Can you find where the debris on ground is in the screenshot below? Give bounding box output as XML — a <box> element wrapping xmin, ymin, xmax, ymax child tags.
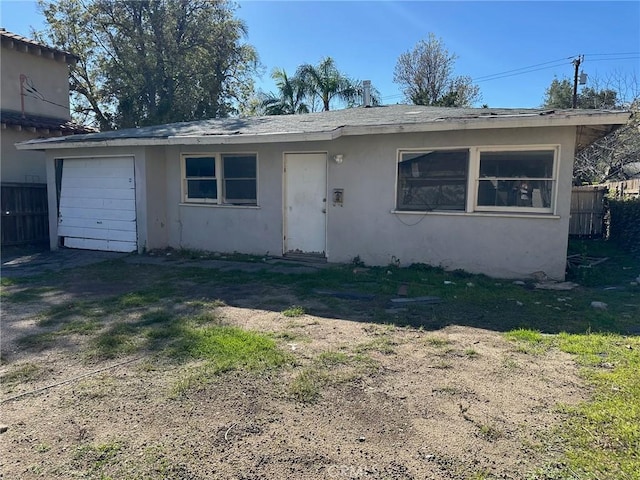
<box><xmin>534</xmin><ymin>281</ymin><xmax>579</xmax><ymax>291</ymax></box>
<box><xmin>311</xmin><ymin>289</ymin><xmax>376</xmax><ymax>300</ymax></box>
<box><xmin>389</xmin><ymin>296</ymin><xmax>442</xmax><ymax>305</ymax></box>
<box><xmin>566</xmin><ymin>254</ymin><xmax>609</xmax><ymax>269</ymax></box>
<box><xmin>590</xmin><ymin>301</ymin><xmax>608</xmax><ymax>310</ymax></box>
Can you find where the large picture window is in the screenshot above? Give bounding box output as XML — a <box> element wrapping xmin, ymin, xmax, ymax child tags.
<box><xmin>394</xmin><ymin>146</ymin><xmax>558</xmax><ymax>215</ymax></box>
<box><xmin>476</xmin><ymin>150</ymin><xmax>555</xmax><ymax>213</ymax></box>
<box><xmin>182</xmin><ymin>154</ymin><xmax>257</xmax><ymax>205</ymax></box>
<box><xmin>397</xmin><ymin>149</ymin><xmax>469</xmax><ymax>211</ymax></box>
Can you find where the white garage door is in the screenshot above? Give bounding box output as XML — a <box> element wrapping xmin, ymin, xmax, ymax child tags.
<box><xmin>58</xmin><ymin>156</ymin><xmax>137</xmax><ymax>252</ymax></box>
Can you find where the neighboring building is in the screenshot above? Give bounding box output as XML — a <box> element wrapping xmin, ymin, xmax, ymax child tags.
<box><xmin>18</xmin><ymin>105</ymin><xmax>630</xmax><ymax>279</ymax></box>
<box><xmin>1</xmin><ymin>28</ymin><xmax>93</xmax><ymax>245</ymax></box>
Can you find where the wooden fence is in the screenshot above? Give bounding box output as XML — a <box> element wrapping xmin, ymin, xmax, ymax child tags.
<box><xmin>569</xmin><ymin>186</ymin><xmax>608</xmax><ymax>237</ymax></box>
<box><xmin>1</xmin><ymin>183</ymin><xmax>49</xmax><ymax>246</ymax></box>
<box><xmin>604</xmin><ymin>178</ymin><xmax>640</xmax><ymax>199</ymax></box>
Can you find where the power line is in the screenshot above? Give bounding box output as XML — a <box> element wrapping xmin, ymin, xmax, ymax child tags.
<box><xmin>383</xmin><ymin>53</ymin><xmax>639</xmax><ymax>97</ymax></box>
<box><xmin>472</xmin><ymin>56</ymin><xmax>578</xmax><ymax>82</ymax></box>
<box><xmin>583</xmin><ymin>52</ymin><xmax>639</xmax><ymax>56</ymax></box>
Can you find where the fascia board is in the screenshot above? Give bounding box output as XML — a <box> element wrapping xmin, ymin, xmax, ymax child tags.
<box><xmin>339</xmin><ymin>112</ymin><xmax>632</xmax><ymax>137</ymax></box>
<box><xmin>167</xmin><ymin>130</ymin><xmax>341</xmax><ymax>145</ymax></box>
<box><xmin>16</xmin><ymin>130</ymin><xmax>341</xmax><ymax>150</ymax></box>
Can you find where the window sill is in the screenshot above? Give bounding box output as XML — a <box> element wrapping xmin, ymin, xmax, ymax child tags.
<box><xmin>180</xmin><ymin>202</ymin><xmax>260</xmax><ymax>209</ymax></box>
<box><xmin>390</xmin><ymin>209</ymin><xmax>560</xmax><ymax>219</ymax></box>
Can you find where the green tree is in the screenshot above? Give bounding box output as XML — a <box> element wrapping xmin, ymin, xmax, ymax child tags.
<box><xmin>393</xmin><ymin>33</ymin><xmax>481</xmax><ymax>107</ymax></box>
<box><xmin>542</xmin><ymin>77</ymin><xmax>618</xmax><ymax>109</ymax></box>
<box><xmin>259</xmin><ymin>68</ymin><xmax>310</xmax><ymax>115</ymax></box>
<box><xmin>296</xmin><ymin>57</ymin><xmax>369</xmax><ymax>111</ymax></box>
<box><xmin>548</xmin><ymin>73</ymin><xmax>640</xmax><ymax>183</ymax></box>
<box><xmin>36</xmin><ymin>0</ymin><xmax>260</xmax><ymax>129</ymax></box>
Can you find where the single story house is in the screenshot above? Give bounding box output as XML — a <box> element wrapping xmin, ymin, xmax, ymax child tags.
<box><xmin>17</xmin><ymin>105</ymin><xmax>631</xmax><ymax>279</ymax></box>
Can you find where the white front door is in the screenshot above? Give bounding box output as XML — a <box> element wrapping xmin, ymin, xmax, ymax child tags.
<box><xmin>284</xmin><ymin>153</ymin><xmax>327</xmax><ymax>256</ymax></box>
<box><xmin>58</xmin><ymin>156</ymin><xmax>137</xmax><ymax>252</ymax></box>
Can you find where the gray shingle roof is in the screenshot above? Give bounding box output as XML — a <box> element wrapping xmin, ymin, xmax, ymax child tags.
<box><xmin>17</xmin><ymin>104</ymin><xmax>631</xmax><ymax>149</ymax></box>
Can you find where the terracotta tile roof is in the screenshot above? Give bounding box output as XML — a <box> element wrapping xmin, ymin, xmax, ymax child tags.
<box><xmin>1</xmin><ymin>110</ymin><xmax>97</xmax><ymax>134</ymax></box>
<box><xmin>0</xmin><ymin>28</ymin><xmax>78</xmax><ymax>64</ymax></box>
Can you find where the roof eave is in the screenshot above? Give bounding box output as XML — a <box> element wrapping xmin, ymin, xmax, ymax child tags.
<box><xmin>15</xmin><ymin>110</ymin><xmax>631</xmax><ymax>151</ymax></box>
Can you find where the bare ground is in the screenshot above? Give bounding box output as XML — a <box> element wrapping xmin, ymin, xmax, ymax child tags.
<box><xmin>0</xmin><ymin>258</ymin><xmax>587</xmax><ymax>480</ymax></box>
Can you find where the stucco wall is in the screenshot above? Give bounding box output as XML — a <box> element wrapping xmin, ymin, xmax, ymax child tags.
<box><xmin>43</xmin><ymin>124</ymin><xmax>577</xmax><ymax>279</ymax></box>
<box><xmin>160</xmin><ymin>144</ymin><xmax>286</xmax><ymax>256</ymax></box>
<box><xmin>144</xmin><ymin>146</ymin><xmax>168</xmax><ymax>250</ymax></box>
<box><xmin>1</xmin><ymin>46</ymin><xmax>70</xmax><ymax>118</ymax></box>
<box><xmin>1</xmin><ymin>129</ymin><xmax>47</xmax><ymax>183</ymax></box>
<box><xmin>155</xmin><ymin>125</ymin><xmax>575</xmax><ymax>279</ymax></box>
<box><xmin>323</xmin><ymin>127</ymin><xmax>575</xmax><ymax>279</ymax></box>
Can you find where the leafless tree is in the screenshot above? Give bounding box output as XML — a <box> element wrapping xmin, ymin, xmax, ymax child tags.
<box><xmin>393</xmin><ymin>33</ymin><xmax>481</xmax><ymax>107</ymax></box>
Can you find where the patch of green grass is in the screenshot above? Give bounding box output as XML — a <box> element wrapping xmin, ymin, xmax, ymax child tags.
<box><xmin>59</xmin><ymin>319</ymin><xmax>101</xmax><ymax>334</ymax></box>
<box><xmin>355</xmin><ymin>336</ymin><xmax>397</xmax><ymax>355</ymax></box>
<box><xmin>505</xmin><ymin>329</ymin><xmax>553</xmax><ymax>355</ymax></box>
<box><xmin>89</xmin><ymin>322</ymin><xmax>139</xmax><ymax>359</ymax></box>
<box><xmin>516</xmin><ymin>331</ymin><xmax>640</xmax><ymax>479</ymax></box>
<box><xmin>35</xmin><ymin>443</ymin><xmax>51</xmax><ymax>453</ymax></box>
<box><xmin>39</xmin><ymin>301</ymin><xmax>101</xmax><ymax>326</ymax></box>
<box><xmin>316</xmin><ymin>350</ymin><xmax>350</xmax><ymax>366</ymax></box>
<box><xmin>74</xmin><ymin>441</ymin><xmax>122</xmax><ymax>474</ymax></box>
<box><xmin>0</xmin><ymin>362</ymin><xmax>43</xmax><ymax>387</ymax></box>
<box><xmin>501</xmin><ymin>357</ymin><xmax>520</xmax><ymax>370</ymax></box>
<box><xmin>288</xmin><ymin>368</ymin><xmax>325</xmax><ymax>403</ymax></box>
<box><xmin>424</xmin><ymin>336</ymin><xmax>451</xmax><ymax>347</ymax></box>
<box><xmin>179</xmin><ymin>325</ymin><xmax>290</xmax><ymax>370</ymax></box>
<box><xmin>169</xmin><ymin>320</ymin><xmax>291</xmax><ymax>396</ymax></box>
<box><xmin>116</xmin><ymin>284</ymin><xmax>174</xmax><ymax>308</ymax></box>
<box><xmin>464</xmin><ymin>348</ymin><xmax>480</xmax><ymax>358</ymax></box>
<box><xmin>0</xmin><ymin>277</ymin><xmax>17</xmax><ymax>287</ymax></box>
<box><xmin>282</xmin><ymin>305</ymin><xmax>306</xmax><ymax>317</ymax></box>
<box><xmin>15</xmin><ymin>332</ymin><xmax>57</xmax><ymax>350</ymax></box>
<box><xmin>1</xmin><ymin>286</ymin><xmax>56</xmax><ymax>303</ymax></box>
<box><xmin>286</xmin><ymin>349</ymin><xmax>380</xmax><ymax>403</ymax></box>
<box><xmin>74</xmin><ymin>375</ymin><xmax>116</xmax><ymax>400</ymax></box>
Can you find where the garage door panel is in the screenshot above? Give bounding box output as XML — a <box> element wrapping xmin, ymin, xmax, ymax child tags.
<box><xmin>60</xmin><ymin>207</ymin><xmax>136</xmax><ymax>221</ymax></box>
<box><xmin>61</xmin><ymin>166</ymin><xmax>136</xmax><ymax>179</ymax></box>
<box><xmin>64</xmin><ymin>237</ymin><xmax>136</xmax><ymax>253</ymax></box>
<box><xmin>61</xmin><ymin>187</ymin><xmax>136</xmax><ymax>200</ymax></box>
<box><xmin>58</xmin><ymin>225</ymin><xmax>137</xmax><ymax>242</ymax></box>
<box><xmin>64</xmin><ymin>157</ymin><xmax>133</xmax><ymax>169</ymax></box>
<box><xmin>56</xmin><ymin>217</ymin><xmax>136</xmax><ymax>232</ymax></box>
<box><xmin>60</xmin><ymin>197</ymin><xmax>136</xmax><ymax>211</ymax></box>
<box><xmin>61</xmin><ymin>176</ymin><xmax>133</xmax><ymax>190</ymax></box>
<box><xmin>59</xmin><ymin>157</ymin><xmax>137</xmax><ymax>252</ymax></box>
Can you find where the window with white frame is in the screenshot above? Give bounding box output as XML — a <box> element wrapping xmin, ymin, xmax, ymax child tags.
<box><xmin>396</xmin><ymin>149</ymin><xmax>469</xmax><ymax>211</ymax></box>
<box><xmin>475</xmin><ymin>149</ymin><xmax>556</xmax><ymax>213</ymax></box>
<box><xmin>183</xmin><ymin>153</ymin><xmax>257</xmax><ymax>205</ymax></box>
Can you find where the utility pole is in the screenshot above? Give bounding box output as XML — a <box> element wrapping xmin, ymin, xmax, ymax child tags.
<box><xmin>572</xmin><ymin>55</ymin><xmax>584</xmax><ymax>109</ymax></box>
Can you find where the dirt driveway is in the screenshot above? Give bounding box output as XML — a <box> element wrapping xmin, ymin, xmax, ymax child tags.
<box><xmin>0</xmin><ymin>249</ymin><xmax>586</xmax><ymax>479</ymax></box>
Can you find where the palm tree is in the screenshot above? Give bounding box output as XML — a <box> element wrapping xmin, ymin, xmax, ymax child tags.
<box><xmin>296</xmin><ymin>57</ymin><xmax>360</xmax><ymax>111</ymax></box>
<box><xmin>260</xmin><ymin>68</ymin><xmax>309</xmax><ymax>115</ymax></box>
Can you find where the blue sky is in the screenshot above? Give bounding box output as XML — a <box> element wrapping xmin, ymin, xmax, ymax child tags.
<box><xmin>2</xmin><ymin>0</ymin><xmax>639</xmax><ymax>108</ymax></box>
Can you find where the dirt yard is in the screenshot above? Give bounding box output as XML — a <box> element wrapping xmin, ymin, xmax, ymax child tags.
<box><xmin>0</xmin><ymin>252</ymin><xmax>588</xmax><ymax>479</ymax></box>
